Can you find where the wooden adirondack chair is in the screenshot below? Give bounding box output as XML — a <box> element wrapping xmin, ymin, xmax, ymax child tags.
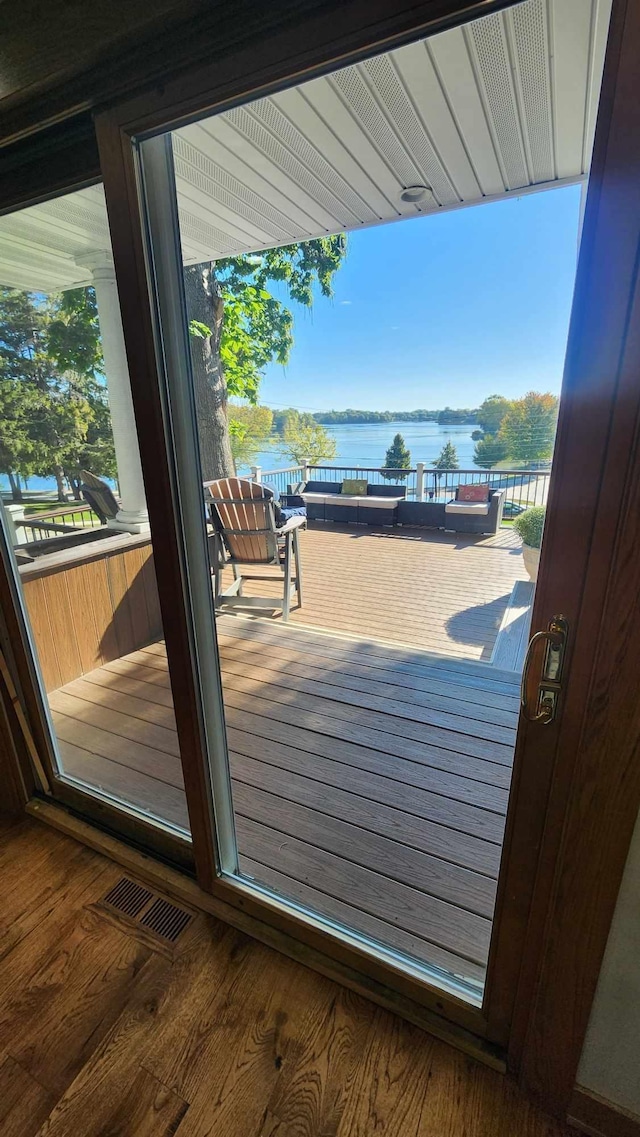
<box><xmin>204</xmin><ymin>477</ymin><xmax>304</xmax><ymax>622</ymax></box>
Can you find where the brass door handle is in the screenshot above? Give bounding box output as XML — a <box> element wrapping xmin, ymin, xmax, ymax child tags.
<box><xmin>520</xmin><ymin>617</ymin><xmax>569</xmax><ymax>724</ymax></box>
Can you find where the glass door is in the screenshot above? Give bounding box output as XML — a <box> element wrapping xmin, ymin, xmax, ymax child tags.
<box><xmin>0</xmin><ymin>180</ymin><xmax>220</xmax><ymax>867</ymax></box>
<box><xmin>117</xmin><ymin>0</ymin><xmax>613</xmax><ymax>1017</ymax></box>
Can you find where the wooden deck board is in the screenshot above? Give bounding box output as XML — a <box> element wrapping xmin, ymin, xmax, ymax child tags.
<box><xmin>48</xmin><ymin>607</ymin><xmax>521</xmax><ymax>984</ymax></box>
<box><xmin>218</xmin><ymin>521</ymin><xmax>530</xmax><ymax>659</ymax></box>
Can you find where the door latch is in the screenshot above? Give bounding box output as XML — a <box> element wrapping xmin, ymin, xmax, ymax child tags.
<box><xmin>520</xmin><ymin>616</ymin><xmax>569</xmax><ymax>724</ymax></box>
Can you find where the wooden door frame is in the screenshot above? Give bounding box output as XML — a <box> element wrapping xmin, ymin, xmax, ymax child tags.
<box><xmin>0</xmin><ymin>0</ymin><xmax>639</xmax><ymax>1116</ymax></box>
<box><xmin>512</xmin><ymin>0</ymin><xmax>640</xmax><ymax>1112</ymax></box>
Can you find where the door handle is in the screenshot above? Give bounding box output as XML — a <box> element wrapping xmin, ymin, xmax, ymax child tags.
<box><xmin>520</xmin><ymin>616</ymin><xmax>569</xmax><ymax>724</ymax></box>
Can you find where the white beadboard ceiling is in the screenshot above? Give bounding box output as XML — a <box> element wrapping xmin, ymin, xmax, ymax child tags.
<box><xmin>0</xmin><ymin>0</ymin><xmax>611</xmax><ymax>291</ymax></box>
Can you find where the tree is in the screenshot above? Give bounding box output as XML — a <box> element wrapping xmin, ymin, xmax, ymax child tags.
<box><xmin>477</xmin><ymin>394</ymin><xmax>512</xmax><ymax>436</ymax></box>
<box><xmin>186</xmin><ymin>236</ymin><xmax>346</xmax><ymax>481</ymax></box>
<box><xmin>432</xmin><ymin>441</ymin><xmax>459</xmax><ymax>471</ymax></box>
<box><xmin>382</xmin><ymin>433</ymin><xmax>411</xmax><ymax>482</ymax></box>
<box><xmin>279</xmin><ymin>410</ymin><xmax>337</xmax><ymax>465</ymax></box>
<box><xmin>0</xmin><ymin>287</ymin><xmax>116</xmax><ymax>501</ymax></box>
<box><xmin>228</xmin><ymin>403</ymin><xmax>273</xmax><ymax>468</ymax></box>
<box><xmin>473</xmin><ymin>433</ymin><xmax>508</xmax><ymax>469</ymax></box>
<box><xmin>499</xmin><ymin>391</ymin><xmax>559</xmax><ymax>465</ymax></box>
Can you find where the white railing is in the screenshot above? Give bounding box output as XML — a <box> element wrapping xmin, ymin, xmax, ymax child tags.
<box><xmin>3</xmin><ymin>502</ymin><xmax>102</xmax><ymax>545</ymax></box>
<box><xmin>253</xmin><ymin>463</ymin><xmax>551</xmax><ymax>515</ymax></box>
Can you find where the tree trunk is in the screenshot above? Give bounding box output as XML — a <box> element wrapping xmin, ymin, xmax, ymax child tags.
<box><xmin>68</xmin><ymin>475</ymin><xmax>82</xmax><ymax>500</ymax></box>
<box><xmin>183</xmin><ymin>262</ymin><xmax>235</xmax><ymax>482</ymax></box>
<box><xmin>8</xmin><ymin>472</ymin><xmax>22</xmax><ymax>502</ymax></box>
<box><xmin>53</xmin><ymin>465</ymin><xmax>66</xmax><ymax>502</ymax></box>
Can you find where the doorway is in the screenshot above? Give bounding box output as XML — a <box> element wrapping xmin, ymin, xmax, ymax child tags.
<box><xmin>0</xmin><ymin>0</ymin><xmax>628</xmax><ymax>1048</ymax></box>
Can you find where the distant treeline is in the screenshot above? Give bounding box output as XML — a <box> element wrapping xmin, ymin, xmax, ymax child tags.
<box><xmin>270</xmin><ymin>407</ymin><xmax>478</xmax><ymax>431</ymax></box>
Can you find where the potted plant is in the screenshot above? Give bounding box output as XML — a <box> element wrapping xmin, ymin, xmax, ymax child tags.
<box><xmin>513</xmin><ymin>506</ymin><xmax>545</xmax><ymax>582</ymax></box>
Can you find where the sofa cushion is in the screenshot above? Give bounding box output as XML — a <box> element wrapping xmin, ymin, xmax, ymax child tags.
<box><xmin>300</xmin><ymin>492</ymin><xmax>332</xmax><ymax>506</ymax></box>
<box><xmin>445</xmin><ymin>500</ymin><xmax>490</xmax><ymax>516</ymax></box>
<box><xmin>357</xmin><ymin>496</ymin><xmax>398</xmax><ymax>509</ymax></box>
<box><xmin>458</xmin><ymin>483</ymin><xmax>490</xmax><ymax>502</ymax></box>
<box><xmin>368</xmin><ymin>484</ymin><xmax>406</xmax><ymax>498</ymax></box>
<box><xmin>342</xmin><ymin>477</ymin><xmax>368</xmax><ymax>496</ymax></box>
<box><xmin>303</xmin><ymin>480</ymin><xmax>342</xmax><ymax>494</ymax></box>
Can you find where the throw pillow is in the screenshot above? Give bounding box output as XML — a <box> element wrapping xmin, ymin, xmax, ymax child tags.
<box><xmin>341</xmin><ymin>478</ymin><xmax>368</xmax><ymax>496</ymax></box>
<box><xmin>458</xmin><ymin>483</ymin><xmax>490</xmax><ymax>503</ymax></box>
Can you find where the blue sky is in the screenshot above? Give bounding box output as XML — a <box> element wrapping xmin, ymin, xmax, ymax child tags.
<box><xmin>259</xmin><ymin>183</ymin><xmax>582</xmax><ymax>412</ymax></box>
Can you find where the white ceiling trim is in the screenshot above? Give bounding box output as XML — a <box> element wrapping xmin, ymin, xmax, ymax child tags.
<box><xmin>0</xmin><ymin>0</ymin><xmax>611</xmax><ymax>290</ymax></box>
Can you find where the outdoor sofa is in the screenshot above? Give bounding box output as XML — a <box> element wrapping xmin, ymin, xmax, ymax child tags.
<box><xmin>284</xmin><ymin>478</ymin><xmax>406</xmax><ymax>526</ymax></box>
<box><xmin>443</xmin><ymin>486</ymin><xmax>505</xmax><ymax>534</ymax></box>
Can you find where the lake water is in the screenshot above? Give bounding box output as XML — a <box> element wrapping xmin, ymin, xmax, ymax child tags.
<box><xmin>247</xmin><ymin>421</ymin><xmax>481</xmax><ymax>474</ymax></box>
<box><xmin>0</xmin><ymin>421</ymin><xmax>480</xmax><ymax>496</ymax></box>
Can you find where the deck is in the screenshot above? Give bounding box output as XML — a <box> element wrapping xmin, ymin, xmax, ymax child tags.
<box><xmin>48</xmin><ymin>611</ymin><xmax>521</xmax><ymax>988</ymax></box>
<box><xmin>219</xmin><ymin>521</ymin><xmax>529</xmax><ymax>660</ymax></box>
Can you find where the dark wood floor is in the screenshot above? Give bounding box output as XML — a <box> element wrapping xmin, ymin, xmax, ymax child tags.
<box><xmin>0</xmin><ymin>818</ymin><xmax>573</xmax><ymax>1137</ymax></box>
<box><xmin>48</xmin><ymin>615</ymin><xmax>521</xmax><ymax>988</ymax></box>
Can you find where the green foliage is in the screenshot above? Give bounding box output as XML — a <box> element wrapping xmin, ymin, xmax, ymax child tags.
<box><xmin>0</xmin><ymin>287</ymin><xmax>116</xmax><ymax>499</ymax></box>
<box><xmin>228</xmin><ymin>403</ymin><xmax>273</xmax><ymax>466</ymax></box>
<box><xmin>432</xmin><ymin>441</ymin><xmax>459</xmax><ymax>471</ymax></box>
<box><xmin>477</xmin><ymin>394</ymin><xmax>512</xmax><ymax>436</ymax></box>
<box><xmin>382</xmin><ymin>433</ymin><xmax>411</xmax><ymax>482</ymax></box>
<box><xmin>513</xmin><ymin>506</ymin><xmax>546</xmax><ymax>549</ymax></box>
<box><xmin>315</xmin><ymin>408</ymin><xmax>438</xmax><ymax>425</ymax></box>
<box><xmin>473</xmin><ymin>433</ymin><xmax>508</xmax><ymax>469</ymax></box>
<box><xmin>279</xmin><ymin>410</ymin><xmax>337</xmax><ymax>465</ymax></box>
<box><xmin>437</xmin><ymin>407</ymin><xmax>477</xmax><ymax>425</ymax></box>
<box><xmin>214</xmin><ymin>237</ymin><xmax>347</xmax><ymax>405</ymax></box>
<box><xmin>499</xmin><ymin>392</ymin><xmax>558</xmax><ymax>464</ymax></box>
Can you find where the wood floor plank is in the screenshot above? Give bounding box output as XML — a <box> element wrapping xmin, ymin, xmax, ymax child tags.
<box><xmin>255</xmin><ymin>988</ymin><xmax>373</xmax><ymax>1137</ymax></box>
<box><xmin>0</xmin><ymin>1054</ymin><xmax>56</xmax><ymax>1137</ymax></box>
<box><xmin>4</xmin><ymin>908</ymin><xmax>152</xmax><ymax>1097</ymax></box>
<box><xmin>336</xmin><ymin>1009</ymin><xmax>432</xmax><ymax>1137</ymax></box>
<box><xmin>0</xmin><ymin>835</ymin><xmax>108</xmax><ymax>965</ymax></box>
<box><xmin>37</xmin><ymin>1065</ymin><xmax>189</xmax><ymax>1137</ymax></box>
<box><xmin>148</xmin><ymin>943</ymin><xmax>347</xmax><ymax>1137</ymax></box>
<box><xmin>0</xmin><ymin>820</ymin><xmax>573</xmax><ymax>1137</ymax></box>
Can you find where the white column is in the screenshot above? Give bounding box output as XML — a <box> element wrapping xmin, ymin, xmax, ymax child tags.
<box><xmin>76</xmin><ymin>252</ymin><xmax>149</xmax><ymax>533</ymax></box>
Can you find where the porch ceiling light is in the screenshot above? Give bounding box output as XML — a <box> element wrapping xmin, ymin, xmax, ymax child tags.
<box><xmin>399</xmin><ymin>185</ymin><xmax>429</xmax><ymax>204</ymax></box>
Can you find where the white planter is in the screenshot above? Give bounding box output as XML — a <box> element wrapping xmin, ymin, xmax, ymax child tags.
<box><xmin>522</xmin><ymin>543</ymin><xmax>541</xmax><ymax>582</ymax></box>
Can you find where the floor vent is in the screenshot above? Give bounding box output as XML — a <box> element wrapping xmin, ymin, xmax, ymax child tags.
<box><xmin>99</xmin><ymin>877</ymin><xmax>194</xmax><ymax>946</ymax></box>
<box><xmin>103</xmin><ymin>877</ymin><xmax>153</xmax><ymax>918</ymax></box>
<box><xmin>140</xmin><ymin>897</ymin><xmax>193</xmax><ymax>943</ymax></box>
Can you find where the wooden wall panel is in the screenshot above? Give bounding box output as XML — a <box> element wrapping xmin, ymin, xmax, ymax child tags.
<box><xmin>20</xmin><ymin>541</ymin><xmax>163</xmax><ymax>693</ymax></box>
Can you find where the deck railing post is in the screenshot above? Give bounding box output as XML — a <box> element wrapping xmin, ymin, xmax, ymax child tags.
<box><xmin>303</xmin><ymin>458</ymin><xmax>311</xmax><ymax>481</ymax></box>
<box><xmin>250</xmin><ymin>465</ymin><xmax>262</xmax><ymax>484</ymax></box>
<box><xmin>416</xmin><ymin>462</ymin><xmax>425</xmax><ymax>501</ymax></box>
